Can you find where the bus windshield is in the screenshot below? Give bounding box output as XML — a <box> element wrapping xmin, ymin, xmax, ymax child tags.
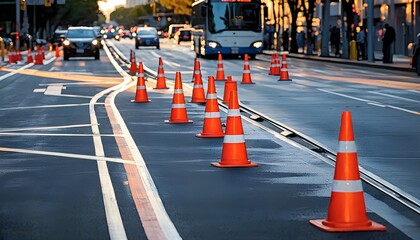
<box><xmin>208</xmin><ymin>2</ymin><xmax>261</xmax><ymax>33</ymax></box>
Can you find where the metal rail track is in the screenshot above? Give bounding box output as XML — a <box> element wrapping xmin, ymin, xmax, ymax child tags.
<box><xmin>106</xmin><ymin>43</ymin><xmax>420</xmax><ymax>215</ymax></box>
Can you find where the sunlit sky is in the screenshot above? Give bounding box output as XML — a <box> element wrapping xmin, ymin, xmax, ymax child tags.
<box><xmin>98</xmin><ymin>0</ymin><xmax>126</xmax><ymax>21</ymax></box>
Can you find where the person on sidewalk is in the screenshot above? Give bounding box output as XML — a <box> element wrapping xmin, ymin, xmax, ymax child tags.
<box><xmin>356</xmin><ymin>26</ymin><xmax>366</xmax><ymax>60</ymax></box>
<box><xmin>382</xmin><ymin>24</ymin><xmax>396</xmax><ymax>63</ymax></box>
<box><xmin>297</xmin><ymin>30</ymin><xmax>305</xmax><ymax>53</ymax></box>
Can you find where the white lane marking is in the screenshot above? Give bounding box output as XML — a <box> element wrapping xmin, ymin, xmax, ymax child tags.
<box><xmin>254</xmin><ymin>65</ymin><xmax>267</xmax><ymax>71</ymax></box>
<box><xmin>369</xmin><ymin>91</ymin><xmax>420</xmax><ymax>103</ymax></box>
<box><xmin>0</xmin><ymin>103</ymin><xmax>93</xmax><ymax>111</ymax></box>
<box><xmin>44</xmin><ymin>56</ymin><xmax>57</xmax><ymax>65</ymax></box>
<box><xmin>33</xmin><ymin>88</ymin><xmax>46</xmax><ymax>93</ymax></box>
<box><xmin>0</xmin><ymin>147</ymin><xmax>135</xmax><ymax>165</ymax></box>
<box><xmin>0</xmin><ymin>123</ymin><xmax>98</xmax><ymax>132</ymax></box>
<box><xmin>408</xmin><ymin>90</ymin><xmax>420</xmax><ymax>94</ymax></box>
<box><xmin>0</xmin><ymin>63</ymin><xmax>34</xmax><ymax>82</ymax></box>
<box><xmin>165</xmin><ymin>61</ymin><xmax>181</xmax><ymax>68</ymax></box>
<box><xmin>319</xmin><ymin>89</ymin><xmax>420</xmax><ymax>115</ymax></box>
<box><xmin>106</xmin><ymin>43</ymin><xmax>181</xmax><ymax>239</ymax></box>
<box><xmin>0</xmin><ymin>133</ymin><xmax>123</xmax><ymax>137</ymax></box>
<box><xmin>44</xmin><ymin>84</ymin><xmax>63</xmax><ymax>95</ymax></box>
<box><xmin>52</xmin><ymin>94</ymin><xmax>93</xmax><ymax>99</ymax></box>
<box><xmin>89</xmin><ymin>76</ymin><xmax>128</xmax><ymax>237</ymax></box>
<box><xmin>150</xmin><ymin>51</ymin><xmax>161</xmax><ymax>59</ymax></box>
<box><xmin>48</xmin><ymin>67</ymin><xmax>56</xmax><ymax>71</ymax></box>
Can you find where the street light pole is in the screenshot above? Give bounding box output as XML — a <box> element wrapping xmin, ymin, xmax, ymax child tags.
<box><xmin>367</xmin><ymin>0</ymin><xmax>374</xmax><ymax>62</ymax></box>
<box><xmin>15</xmin><ymin>0</ymin><xmax>20</xmax><ymax>50</ymax></box>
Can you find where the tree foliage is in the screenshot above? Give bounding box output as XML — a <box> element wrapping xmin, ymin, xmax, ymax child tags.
<box><xmin>158</xmin><ymin>0</ymin><xmax>192</xmax><ymax>15</ymax></box>
<box><xmin>110</xmin><ymin>5</ymin><xmax>153</xmax><ymax>27</ymax></box>
<box><xmin>56</xmin><ymin>0</ymin><xmax>99</xmax><ymax>27</ymax></box>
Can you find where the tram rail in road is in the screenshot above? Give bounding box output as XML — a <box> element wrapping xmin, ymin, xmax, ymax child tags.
<box><xmin>106</xmin><ymin>42</ymin><xmax>420</xmax><ymax>216</ymax></box>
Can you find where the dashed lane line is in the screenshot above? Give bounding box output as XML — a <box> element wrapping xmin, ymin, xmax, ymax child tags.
<box><xmin>319</xmin><ymin>88</ymin><xmax>420</xmax><ymax>115</ymax></box>
<box><xmin>0</xmin><ymin>123</ymin><xmax>97</xmax><ymax>132</ymax></box>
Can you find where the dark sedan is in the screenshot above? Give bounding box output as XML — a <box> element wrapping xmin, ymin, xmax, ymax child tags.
<box><xmin>135</xmin><ymin>27</ymin><xmax>160</xmax><ymax>49</ymax></box>
<box><xmin>63</xmin><ymin>27</ymin><xmax>100</xmax><ymax>60</ymax></box>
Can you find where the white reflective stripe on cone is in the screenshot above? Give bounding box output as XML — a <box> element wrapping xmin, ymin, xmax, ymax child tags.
<box><xmin>204</xmin><ymin>112</ymin><xmax>220</xmax><ymax>118</ymax></box>
<box><xmin>137</xmin><ymin>73</ymin><xmax>144</xmax><ymax>77</ymax></box>
<box><xmin>158</xmin><ymin>74</ymin><xmax>165</xmax><ymax>77</ymax></box>
<box><xmin>193</xmin><ymin>84</ymin><xmax>203</xmax><ymax>88</ymax></box>
<box><xmin>243</xmin><ymin>70</ymin><xmax>251</xmax><ymax>73</ymax></box>
<box><xmin>173</xmin><ymin>89</ymin><xmax>183</xmax><ymax>94</ymax></box>
<box><xmin>172</xmin><ymin>104</ymin><xmax>186</xmax><ymax>108</ymax></box>
<box><xmin>227</xmin><ymin>109</ymin><xmax>241</xmax><ymax>117</ymax></box>
<box><xmin>338</xmin><ymin>141</ymin><xmax>357</xmax><ymax>153</ymax></box>
<box><xmin>218</xmin><ymin>61</ymin><xmax>223</xmax><ymax>64</ymax></box>
<box><xmin>332</xmin><ymin>180</ymin><xmax>363</xmax><ymax>193</ymax></box>
<box><xmin>244</xmin><ymin>62</ymin><xmax>249</xmax><ymax>66</ymax></box>
<box><xmin>217</xmin><ymin>68</ymin><xmax>223</xmax><ymax>71</ymax></box>
<box><xmin>194</xmin><ymin>70</ymin><xmax>200</xmax><ymax>74</ymax></box>
<box><xmin>137</xmin><ymin>86</ymin><xmax>146</xmax><ymax>90</ymax></box>
<box><xmin>281</xmin><ymin>68</ymin><xmax>288</xmax><ymax>72</ymax></box>
<box><xmin>283</xmin><ymin>61</ymin><xmax>287</xmax><ymax>64</ymax></box>
<box><xmin>223</xmin><ymin>134</ymin><xmax>245</xmax><ymax>143</ymax></box>
<box><xmin>206</xmin><ymin>93</ymin><xmax>217</xmax><ymax>99</ymax></box>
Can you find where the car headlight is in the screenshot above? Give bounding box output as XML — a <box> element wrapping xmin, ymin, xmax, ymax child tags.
<box><xmin>251</xmin><ymin>41</ymin><xmax>263</xmax><ymax>48</ymax></box>
<box><xmin>132</xmin><ymin>32</ymin><xmax>136</xmax><ymax>37</ymax></box>
<box><xmin>63</xmin><ymin>40</ymin><xmax>70</xmax><ymax>46</ymax></box>
<box><xmin>92</xmin><ymin>39</ymin><xmax>98</xmax><ymax>45</ymax></box>
<box><xmin>103</xmin><ymin>34</ymin><xmax>107</xmax><ymax>39</ymax></box>
<box><xmin>115</xmin><ymin>35</ymin><xmax>120</xmax><ymax>39</ymax></box>
<box><xmin>208</xmin><ymin>41</ymin><xmax>221</xmax><ymax>48</ymax></box>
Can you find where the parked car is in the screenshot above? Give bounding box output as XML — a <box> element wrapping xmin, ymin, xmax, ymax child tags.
<box><xmin>174</xmin><ymin>28</ymin><xmax>191</xmax><ymax>44</ymax></box>
<box><xmin>135</xmin><ymin>27</ymin><xmax>160</xmax><ymax>49</ymax></box>
<box><xmin>63</xmin><ymin>26</ymin><xmax>100</xmax><ymax>60</ymax></box>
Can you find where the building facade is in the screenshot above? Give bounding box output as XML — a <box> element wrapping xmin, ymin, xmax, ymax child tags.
<box><xmin>126</xmin><ymin>0</ymin><xmax>148</xmax><ymax>8</ymax></box>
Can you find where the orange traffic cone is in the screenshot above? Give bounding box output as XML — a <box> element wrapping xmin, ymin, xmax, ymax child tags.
<box><xmin>279</xmin><ymin>53</ymin><xmax>292</xmax><ymax>81</ymax></box>
<box><xmin>191</xmin><ymin>58</ymin><xmax>199</xmax><ymax>82</ymax></box>
<box><xmin>35</xmin><ymin>48</ymin><xmax>43</xmax><ymax>65</ymax></box>
<box><xmin>155</xmin><ymin>57</ymin><xmax>169</xmax><ymax>89</ymax></box>
<box><xmin>211</xmin><ymin>90</ymin><xmax>257</xmax><ymax>168</ymax></box>
<box><xmin>196</xmin><ymin>76</ymin><xmax>224</xmax><ymax>138</ymax></box>
<box><xmin>7</xmin><ymin>51</ymin><xmax>13</xmax><ymax>64</ymax></box>
<box><xmin>17</xmin><ymin>51</ymin><xmax>22</xmax><ymax>61</ymax></box>
<box><xmin>55</xmin><ymin>45</ymin><xmax>60</xmax><ymax>57</ymax></box>
<box><xmin>268</xmin><ymin>53</ymin><xmax>280</xmax><ymax>75</ymax></box>
<box><xmin>49</xmin><ymin>43</ymin><xmax>53</xmax><ymax>52</ymax></box>
<box><xmin>223</xmin><ymin>76</ymin><xmax>237</xmax><ymax>104</ymax></box>
<box><xmin>165</xmin><ymin>72</ymin><xmax>193</xmax><ymax>124</ymax></box>
<box><xmin>190</xmin><ymin>59</ymin><xmax>206</xmax><ymax>103</ymax></box>
<box><xmin>129</xmin><ymin>50</ymin><xmax>137</xmax><ymax>75</ymax></box>
<box><xmin>132</xmin><ymin>62</ymin><xmax>150</xmax><ymax>103</ymax></box>
<box><xmin>27</xmin><ymin>49</ymin><xmax>33</xmax><ymax>63</ymax></box>
<box><xmin>215</xmin><ymin>52</ymin><xmax>226</xmax><ymax>81</ymax></box>
<box><xmin>241</xmin><ymin>54</ymin><xmax>254</xmax><ymax>84</ymax></box>
<box><xmin>310</xmin><ymin>111</ymin><xmax>386</xmax><ymax>232</ymax></box>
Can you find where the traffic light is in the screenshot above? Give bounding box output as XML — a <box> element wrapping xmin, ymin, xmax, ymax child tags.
<box><xmin>45</xmin><ymin>0</ymin><xmax>52</xmax><ymax>7</ymax></box>
<box><xmin>20</xmin><ymin>0</ymin><xmax>26</xmax><ymax>11</ymax></box>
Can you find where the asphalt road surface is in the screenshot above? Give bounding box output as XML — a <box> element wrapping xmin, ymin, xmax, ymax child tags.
<box><xmin>0</xmin><ymin>39</ymin><xmax>418</xmax><ymax>239</ymax></box>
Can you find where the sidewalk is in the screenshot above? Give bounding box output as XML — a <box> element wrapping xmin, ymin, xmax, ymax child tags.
<box><xmin>263</xmin><ymin>50</ymin><xmax>415</xmax><ymax>73</ymax></box>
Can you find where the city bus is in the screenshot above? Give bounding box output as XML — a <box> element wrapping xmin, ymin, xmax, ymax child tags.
<box><xmin>191</xmin><ymin>0</ymin><xmax>263</xmax><ymax>59</ymax></box>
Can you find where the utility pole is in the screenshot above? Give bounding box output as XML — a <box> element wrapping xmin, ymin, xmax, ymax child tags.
<box><xmin>367</xmin><ymin>0</ymin><xmax>374</xmax><ymax>62</ymax></box>
<box><xmin>16</xmin><ymin>0</ymin><xmax>21</xmax><ymax>50</ymax></box>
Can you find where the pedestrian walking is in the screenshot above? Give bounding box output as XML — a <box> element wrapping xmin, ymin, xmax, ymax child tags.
<box><xmin>297</xmin><ymin>30</ymin><xmax>305</xmax><ymax>53</ymax></box>
<box><xmin>382</xmin><ymin>24</ymin><xmax>396</xmax><ymax>63</ymax></box>
<box><xmin>356</xmin><ymin>26</ymin><xmax>366</xmax><ymax>60</ymax></box>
